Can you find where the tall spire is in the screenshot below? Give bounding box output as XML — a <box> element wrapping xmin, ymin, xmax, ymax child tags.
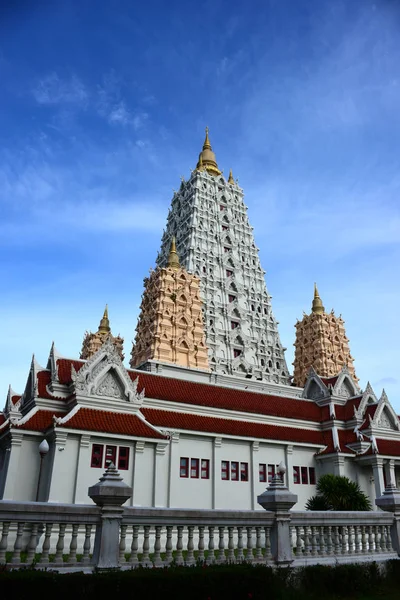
<box><xmin>196</xmin><ymin>127</ymin><xmax>222</xmax><ymax>176</ymax></box>
<box><xmin>98</xmin><ymin>305</ymin><xmax>111</xmax><ymax>333</ymax></box>
<box><xmin>312</xmin><ymin>283</ymin><xmax>325</xmax><ymax>315</ymax></box>
<box><xmin>167</xmin><ymin>237</ymin><xmax>180</xmax><ymax>270</ymax></box>
<box><xmin>228</xmin><ymin>169</ymin><xmax>235</xmax><ymax>184</ymax></box>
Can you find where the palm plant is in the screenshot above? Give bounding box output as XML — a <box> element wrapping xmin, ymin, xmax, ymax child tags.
<box><xmin>305</xmin><ymin>474</ymin><xmax>372</xmax><ymax>511</ymax></box>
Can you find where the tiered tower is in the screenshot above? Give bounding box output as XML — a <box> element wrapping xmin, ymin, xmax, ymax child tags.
<box><xmin>156</xmin><ymin>129</ymin><xmax>290</xmax><ymax>384</ymax></box>
<box><xmin>81</xmin><ymin>306</ymin><xmax>124</xmax><ymax>361</ymax></box>
<box><xmin>130</xmin><ymin>239</ymin><xmax>209</xmax><ymax>370</ymax></box>
<box><xmin>293</xmin><ymin>285</ymin><xmax>357</xmax><ymax>387</ymax></box>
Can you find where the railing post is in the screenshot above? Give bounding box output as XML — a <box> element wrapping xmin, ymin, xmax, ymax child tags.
<box><xmin>375</xmin><ymin>483</ymin><xmax>400</xmax><ymax>555</ymax></box>
<box><xmin>88</xmin><ymin>463</ymin><xmax>132</xmax><ymax>570</ymax></box>
<box><xmin>257</xmin><ymin>463</ymin><xmax>297</xmax><ymax>566</ymax></box>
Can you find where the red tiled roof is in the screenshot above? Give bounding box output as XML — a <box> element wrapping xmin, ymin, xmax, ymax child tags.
<box><xmin>0</xmin><ymin>414</ymin><xmax>6</xmax><ymax>426</ymax></box>
<box><xmin>37</xmin><ymin>370</ymin><xmax>53</xmax><ymax>399</ymax></box>
<box><xmin>142</xmin><ymin>408</ymin><xmax>325</xmax><ymax>445</ymax></box>
<box><xmin>17</xmin><ymin>410</ymin><xmax>66</xmax><ymax>431</ymax></box>
<box><xmin>373</xmin><ymin>439</ymin><xmax>400</xmax><ymax>457</ymax></box>
<box><xmin>320</xmin><ymin>375</ymin><xmax>339</xmax><ymax>387</ymax></box>
<box><xmin>58</xmin><ymin>407</ymin><xmax>166</xmax><ymax>439</ymax></box>
<box><xmin>133</xmin><ymin>372</ymin><xmax>325</xmax><ymax>422</ymax></box>
<box><xmin>11</xmin><ymin>395</ymin><xmax>21</xmax><ymax>405</ymax></box>
<box><xmin>57</xmin><ymin>359</ymin><xmax>85</xmax><ymax>384</ymax></box>
<box><xmin>319</xmin><ymin>428</ymin><xmax>358</xmax><ymax>455</ymax></box>
<box><xmin>334</xmin><ymin>396</ymin><xmax>363</xmax><ymax>421</ymax></box>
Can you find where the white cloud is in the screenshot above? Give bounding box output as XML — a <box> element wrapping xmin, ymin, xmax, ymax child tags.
<box><xmin>32</xmin><ymin>73</ymin><xmax>89</xmax><ymax>106</ymax></box>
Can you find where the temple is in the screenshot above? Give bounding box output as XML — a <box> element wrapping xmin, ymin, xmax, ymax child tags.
<box><xmin>0</xmin><ymin>130</ymin><xmax>399</xmax><ymax>511</ymax></box>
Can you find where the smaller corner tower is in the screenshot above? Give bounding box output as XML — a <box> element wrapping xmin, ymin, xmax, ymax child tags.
<box><xmin>130</xmin><ymin>239</ymin><xmax>209</xmax><ymax>370</ymax></box>
<box><xmin>293</xmin><ymin>284</ymin><xmax>357</xmax><ymax>387</ymax></box>
<box><xmin>80</xmin><ymin>305</ymin><xmax>124</xmax><ymax>361</ymax></box>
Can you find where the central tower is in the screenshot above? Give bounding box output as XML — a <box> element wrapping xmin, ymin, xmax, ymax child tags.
<box><xmin>156</xmin><ymin>129</ymin><xmax>290</xmax><ymax>384</ymax></box>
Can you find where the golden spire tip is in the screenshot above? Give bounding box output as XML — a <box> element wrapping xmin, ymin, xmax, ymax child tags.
<box><xmin>167</xmin><ymin>236</ymin><xmax>180</xmax><ymax>270</ymax></box>
<box><xmin>228</xmin><ymin>169</ymin><xmax>234</xmax><ymax>184</ymax></box>
<box><xmin>312</xmin><ymin>283</ymin><xmax>325</xmax><ymax>314</ymax></box>
<box><xmin>98</xmin><ymin>304</ymin><xmax>111</xmax><ymax>334</ymax></box>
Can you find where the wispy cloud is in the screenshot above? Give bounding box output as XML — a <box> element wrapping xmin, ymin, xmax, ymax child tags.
<box><xmin>32</xmin><ymin>73</ymin><xmax>89</xmax><ymax>106</ymax></box>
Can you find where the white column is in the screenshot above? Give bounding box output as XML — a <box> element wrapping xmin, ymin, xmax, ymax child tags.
<box><xmin>47</xmin><ymin>430</ymin><xmax>69</xmax><ymax>502</ymax></box>
<box><xmin>251</xmin><ymin>441</ymin><xmax>260</xmax><ymax>509</ymax></box>
<box><xmin>372</xmin><ymin>457</ymin><xmax>385</xmax><ymax>501</ymax></box>
<box><xmin>285</xmin><ymin>445</ymin><xmax>294</xmax><ymax>488</ymax></box>
<box><xmin>212</xmin><ymin>437</ymin><xmax>222</xmax><ymax>509</ymax></box>
<box><xmin>167</xmin><ymin>432</ymin><xmax>180</xmax><ymax>508</ymax></box>
<box><xmin>2</xmin><ymin>431</ymin><xmax>23</xmax><ymax>500</ymax></box>
<box><xmin>131</xmin><ymin>441</ymin><xmax>145</xmax><ymax>506</ymax></box>
<box><xmin>153</xmin><ymin>441</ymin><xmax>169</xmax><ymax>507</ymax></box>
<box><xmin>384</xmin><ymin>459</ymin><xmax>396</xmax><ymax>488</ymax></box>
<box><xmin>333</xmin><ymin>455</ymin><xmax>345</xmax><ymax>476</ymax></box>
<box><xmin>72</xmin><ymin>434</ymin><xmax>91</xmax><ymax>503</ymax></box>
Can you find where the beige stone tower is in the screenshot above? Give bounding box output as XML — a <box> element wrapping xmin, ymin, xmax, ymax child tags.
<box><xmin>81</xmin><ymin>306</ymin><xmax>124</xmax><ymax>361</ymax></box>
<box><xmin>293</xmin><ymin>285</ymin><xmax>357</xmax><ymax>387</ymax></box>
<box><xmin>130</xmin><ymin>238</ymin><xmax>209</xmax><ymax>370</ymax></box>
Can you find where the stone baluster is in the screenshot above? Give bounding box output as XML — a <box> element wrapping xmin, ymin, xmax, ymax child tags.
<box><xmin>54</xmin><ymin>523</ymin><xmax>66</xmax><ymax>564</ymax></box>
<box><xmin>295</xmin><ymin>526</ymin><xmax>302</xmax><ymax>557</ymax></box>
<box><xmin>311</xmin><ymin>526</ymin><xmax>318</xmax><ymax>556</ymax></box>
<box><xmin>333</xmin><ymin>526</ymin><xmax>340</xmax><ymax>555</ymax></box>
<box><xmin>153</xmin><ymin>525</ymin><xmax>162</xmax><ymax>567</ymax></box>
<box><xmin>257</xmin><ymin>465</ymin><xmax>297</xmax><ymax>566</ymax></box>
<box><xmin>0</xmin><ymin>522</ymin><xmax>10</xmax><ymax>564</ymax></box>
<box><xmin>368</xmin><ymin>525</ymin><xmax>374</xmax><ymax>553</ymax></box>
<box><xmin>228</xmin><ymin>526</ymin><xmax>235</xmax><ymax>562</ymax></box>
<box><xmin>165</xmin><ymin>525</ymin><xmax>173</xmax><ymax>565</ymax></box>
<box><xmin>69</xmin><ymin>524</ymin><xmax>79</xmax><ymax>564</ymax></box>
<box><xmin>318</xmin><ymin>526</ymin><xmax>326</xmax><ymax>555</ymax></box>
<box><xmin>246</xmin><ymin>527</ymin><xmax>254</xmax><ymax>563</ymax></box>
<box><xmin>264</xmin><ymin>525</ymin><xmax>272</xmax><ymax>561</ymax></box>
<box><xmin>142</xmin><ymin>525</ymin><xmax>151</xmax><ymax>566</ymax></box>
<box><xmin>198</xmin><ymin>526</ymin><xmax>205</xmax><ymax>562</ymax></box>
<box><xmin>326</xmin><ymin>526</ymin><xmax>333</xmax><ymax>555</ymax></box>
<box><xmin>217</xmin><ymin>526</ymin><xmax>225</xmax><ymax>564</ymax></box>
<box><xmin>348</xmin><ymin>525</ymin><xmax>355</xmax><ymax>554</ymax></box>
<box><xmin>186</xmin><ymin>526</ymin><xmax>195</xmax><ymax>566</ymax></box>
<box><xmin>237</xmin><ymin>526</ymin><xmax>244</xmax><ymax>562</ymax></box>
<box><xmin>385</xmin><ymin>525</ymin><xmax>393</xmax><ymax>552</ymax></box>
<box><xmin>341</xmin><ymin>526</ymin><xmax>347</xmax><ymax>555</ymax></box>
<box><xmin>82</xmin><ymin>524</ymin><xmax>93</xmax><ymax>565</ymax></box>
<box><xmin>175</xmin><ymin>525</ymin><xmax>184</xmax><ymax>566</ymax></box>
<box><xmin>26</xmin><ymin>523</ymin><xmax>39</xmax><ymax>564</ymax></box>
<box><xmin>118</xmin><ymin>524</ymin><xmax>127</xmax><ymax>564</ymax></box>
<box><xmin>11</xmin><ymin>522</ymin><xmax>25</xmax><ymax>564</ymax></box>
<box><xmin>129</xmin><ymin>525</ymin><xmax>139</xmax><ymax>566</ymax></box>
<box><xmin>304</xmin><ymin>527</ymin><xmax>311</xmax><ymax>557</ymax></box>
<box><xmin>255</xmin><ymin>526</ymin><xmax>263</xmax><ymax>562</ymax></box>
<box><xmin>361</xmin><ymin>526</ymin><xmax>367</xmax><ymax>554</ymax></box>
<box><xmin>88</xmin><ymin>463</ymin><xmax>132</xmax><ymax>570</ymax></box>
<box><xmin>207</xmin><ymin>526</ymin><xmax>215</xmax><ymax>564</ymax></box>
<box><xmin>39</xmin><ymin>523</ymin><xmax>53</xmax><ymax>564</ymax></box>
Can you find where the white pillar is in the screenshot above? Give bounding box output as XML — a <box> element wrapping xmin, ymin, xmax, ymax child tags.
<box><xmin>251</xmin><ymin>441</ymin><xmax>260</xmax><ymax>509</ymax></box>
<box><xmin>372</xmin><ymin>457</ymin><xmax>385</xmax><ymax>500</ymax></box>
<box><xmin>167</xmin><ymin>432</ymin><xmax>180</xmax><ymax>508</ymax></box>
<box><xmin>153</xmin><ymin>441</ymin><xmax>169</xmax><ymax>507</ymax></box>
<box><xmin>212</xmin><ymin>437</ymin><xmax>222</xmax><ymax>509</ymax></box>
<box><xmin>285</xmin><ymin>445</ymin><xmax>294</xmax><ymax>488</ymax></box>
<box><xmin>47</xmin><ymin>431</ymin><xmax>69</xmax><ymax>502</ymax></box>
<box><xmin>384</xmin><ymin>459</ymin><xmax>396</xmax><ymax>488</ymax></box>
<box><xmin>2</xmin><ymin>431</ymin><xmax>23</xmax><ymax>500</ymax></box>
<box><xmin>131</xmin><ymin>441</ymin><xmax>145</xmax><ymax>506</ymax></box>
<box><xmin>72</xmin><ymin>434</ymin><xmax>91</xmax><ymax>503</ymax></box>
<box><xmin>333</xmin><ymin>455</ymin><xmax>345</xmax><ymax>476</ymax></box>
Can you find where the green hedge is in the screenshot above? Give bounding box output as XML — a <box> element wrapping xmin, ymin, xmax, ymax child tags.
<box><xmin>0</xmin><ymin>561</ymin><xmax>400</xmax><ymax>600</ymax></box>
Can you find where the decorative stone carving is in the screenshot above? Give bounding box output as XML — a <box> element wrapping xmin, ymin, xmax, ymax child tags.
<box><xmin>293</xmin><ymin>286</ymin><xmax>358</xmax><ymax>387</ymax></box>
<box><xmin>95</xmin><ymin>372</ymin><xmax>124</xmax><ymax>399</ymax></box>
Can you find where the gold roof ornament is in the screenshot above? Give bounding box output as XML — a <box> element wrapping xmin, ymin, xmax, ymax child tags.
<box><xmin>228</xmin><ymin>169</ymin><xmax>235</xmax><ymax>184</ymax></box>
<box><xmin>98</xmin><ymin>305</ymin><xmax>111</xmax><ymax>334</ymax></box>
<box><xmin>196</xmin><ymin>127</ymin><xmax>222</xmax><ymax>176</ymax></box>
<box><xmin>312</xmin><ymin>283</ymin><xmax>325</xmax><ymax>315</ymax></box>
<box><xmin>167</xmin><ymin>236</ymin><xmax>180</xmax><ymax>270</ymax></box>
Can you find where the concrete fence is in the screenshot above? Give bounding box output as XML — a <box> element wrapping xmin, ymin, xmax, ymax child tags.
<box><xmin>0</xmin><ymin>464</ymin><xmax>400</xmax><ymax>572</ymax></box>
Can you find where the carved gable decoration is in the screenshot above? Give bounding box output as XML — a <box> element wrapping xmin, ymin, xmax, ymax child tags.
<box><xmin>302</xmin><ymin>369</ymin><xmax>328</xmax><ymax>401</ymax></box>
<box><xmin>71</xmin><ymin>338</ymin><xmax>145</xmax><ymax>406</ymax></box>
<box><xmin>331</xmin><ymin>368</ymin><xmax>359</xmax><ymax>399</ymax></box>
<box><xmin>370</xmin><ymin>392</ymin><xmax>400</xmax><ymax>432</ymax></box>
<box><xmin>355</xmin><ymin>382</ymin><xmax>378</xmax><ymax>420</ymax></box>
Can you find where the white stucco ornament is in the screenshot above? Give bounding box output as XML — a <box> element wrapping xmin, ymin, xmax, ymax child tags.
<box><xmin>39</xmin><ymin>439</ymin><xmax>49</xmax><ymax>456</ymax></box>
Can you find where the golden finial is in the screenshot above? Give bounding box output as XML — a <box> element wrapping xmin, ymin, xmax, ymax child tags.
<box><xmin>228</xmin><ymin>169</ymin><xmax>234</xmax><ymax>184</ymax></box>
<box><xmin>312</xmin><ymin>283</ymin><xmax>325</xmax><ymax>315</ymax></box>
<box><xmin>195</xmin><ymin>127</ymin><xmax>222</xmax><ymax>176</ymax></box>
<box><xmin>167</xmin><ymin>236</ymin><xmax>180</xmax><ymax>270</ymax></box>
<box><xmin>98</xmin><ymin>304</ymin><xmax>111</xmax><ymax>334</ymax></box>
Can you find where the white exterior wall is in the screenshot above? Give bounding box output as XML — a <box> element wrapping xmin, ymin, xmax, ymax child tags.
<box><xmin>132</xmin><ymin>443</ymin><xmax>155</xmax><ymax>507</ymax></box>
<box><xmin>169</xmin><ymin>435</ymin><xmax>213</xmax><ymax>509</ymax></box>
<box><xmin>12</xmin><ymin>438</ymin><xmax>41</xmax><ymax>501</ymax></box>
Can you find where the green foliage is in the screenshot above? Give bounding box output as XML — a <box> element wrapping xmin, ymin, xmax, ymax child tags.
<box><xmin>306</xmin><ymin>474</ymin><xmax>372</xmax><ymax>511</ymax></box>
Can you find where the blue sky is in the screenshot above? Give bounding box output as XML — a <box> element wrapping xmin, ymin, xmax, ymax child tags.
<box><xmin>0</xmin><ymin>0</ymin><xmax>399</xmax><ymax>408</ymax></box>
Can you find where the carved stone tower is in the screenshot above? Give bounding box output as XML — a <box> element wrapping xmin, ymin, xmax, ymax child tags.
<box><xmin>293</xmin><ymin>285</ymin><xmax>357</xmax><ymax>387</ymax></box>
<box><xmin>130</xmin><ymin>239</ymin><xmax>209</xmax><ymax>370</ymax></box>
<box><xmin>156</xmin><ymin>129</ymin><xmax>290</xmax><ymax>384</ymax></box>
<box><xmin>81</xmin><ymin>306</ymin><xmax>124</xmax><ymax>361</ymax></box>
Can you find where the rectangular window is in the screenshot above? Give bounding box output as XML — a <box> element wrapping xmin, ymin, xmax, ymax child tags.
<box><xmin>233</xmin><ymin>349</ymin><xmax>241</xmax><ymax>358</ymax></box>
<box><xmin>201</xmin><ymin>459</ymin><xmax>210</xmax><ymax>479</ymax></box>
<box><xmin>105</xmin><ymin>445</ymin><xmax>117</xmax><ymax>467</ymax></box>
<box><xmin>259</xmin><ymin>463</ymin><xmax>267</xmax><ymax>483</ymax></box>
<box><xmin>309</xmin><ymin>467</ymin><xmax>316</xmax><ymax>485</ymax></box>
<box><xmin>180</xmin><ymin>457</ymin><xmax>189</xmax><ymax>478</ymax></box>
<box><xmin>301</xmin><ymin>466</ymin><xmax>308</xmax><ymax>485</ymax></box>
<box><xmin>91</xmin><ymin>444</ymin><xmax>104</xmax><ymax>468</ymax></box>
<box><xmin>231</xmin><ymin>461</ymin><xmax>239</xmax><ymax>481</ymax></box>
<box><xmin>191</xmin><ymin>458</ymin><xmax>199</xmax><ymax>479</ymax></box>
<box><xmin>268</xmin><ymin>464</ymin><xmax>275</xmax><ymax>483</ymax></box>
<box><xmin>293</xmin><ymin>466</ymin><xmax>300</xmax><ymax>484</ymax></box>
<box><xmin>118</xmin><ymin>447</ymin><xmax>130</xmax><ymax>470</ymax></box>
<box><xmin>221</xmin><ymin>460</ymin><xmax>230</xmax><ymax>480</ymax></box>
<box><xmin>240</xmin><ymin>462</ymin><xmax>249</xmax><ymax>482</ymax></box>
<box><xmin>228</xmin><ymin>295</ymin><xmax>236</xmax><ymax>303</ymax></box>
